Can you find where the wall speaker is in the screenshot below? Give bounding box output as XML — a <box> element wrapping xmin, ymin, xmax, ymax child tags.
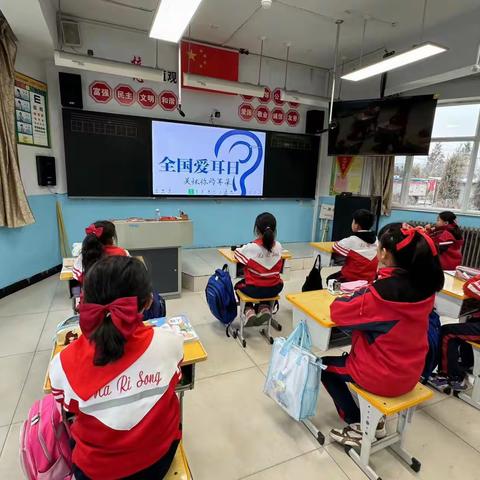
<box><xmin>305</xmin><ymin>109</ymin><xmax>325</xmax><ymax>134</ymax></box>
<box><xmin>61</xmin><ymin>20</ymin><xmax>81</xmax><ymax>47</ymax></box>
<box><xmin>59</xmin><ymin>72</ymin><xmax>83</xmax><ymax>109</ymax></box>
<box><xmin>36</xmin><ymin>156</ymin><xmax>56</xmax><ymax>187</ymax></box>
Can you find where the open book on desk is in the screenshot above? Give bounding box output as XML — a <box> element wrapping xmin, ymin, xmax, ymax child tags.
<box><xmin>145</xmin><ymin>315</ymin><xmax>199</xmax><ymax>343</ymax></box>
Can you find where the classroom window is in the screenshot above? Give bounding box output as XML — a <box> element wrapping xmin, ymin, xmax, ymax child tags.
<box><xmin>393</xmin><ymin>102</ymin><xmax>480</xmax><ymax>213</ymax></box>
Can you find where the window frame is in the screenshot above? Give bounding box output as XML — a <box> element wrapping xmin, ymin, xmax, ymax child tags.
<box><xmin>392</xmin><ymin>100</ymin><xmax>480</xmax><ymax>215</ymax></box>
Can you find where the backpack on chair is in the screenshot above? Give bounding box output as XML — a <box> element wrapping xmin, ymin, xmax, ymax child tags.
<box><xmin>20</xmin><ymin>394</ymin><xmax>73</xmax><ymax>480</ymax></box>
<box><xmin>205</xmin><ymin>264</ymin><xmax>237</xmax><ymax>325</ymax></box>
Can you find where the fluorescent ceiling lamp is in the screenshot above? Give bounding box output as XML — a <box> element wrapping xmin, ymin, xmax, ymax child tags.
<box><xmin>54</xmin><ymin>50</ymin><xmax>167</xmax><ymax>82</ymax></box>
<box><xmin>183</xmin><ymin>73</ymin><xmax>267</xmax><ymax>97</ymax></box>
<box><xmin>149</xmin><ymin>0</ymin><xmax>203</xmax><ymax>43</ymax></box>
<box><xmin>281</xmin><ymin>90</ymin><xmax>329</xmax><ymax>108</ymax></box>
<box><xmin>342</xmin><ymin>43</ymin><xmax>447</xmax><ymax>81</ymax></box>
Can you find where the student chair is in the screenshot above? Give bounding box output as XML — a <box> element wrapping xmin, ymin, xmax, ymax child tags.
<box><xmin>456</xmin><ymin>341</ymin><xmax>480</xmax><ymax>410</ymax></box>
<box><xmin>165</xmin><ymin>442</ymin><xmax>192</xmax><ymax>480</ymax></box>
<box><xmin>345</xmin><ymin>383</ymin><xmax>433</xmax><ymax>480</ymax></box>
<box><xmin>228</xmin><ymin>291</ymin><xmax>281</xmax><ymax>348</ymax></box>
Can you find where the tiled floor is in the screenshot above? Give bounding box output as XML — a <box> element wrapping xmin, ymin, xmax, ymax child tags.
<box><xmin>1</xmin><ymin>271</ymin><xmax>480</xmax><ymax>479</ymax></box>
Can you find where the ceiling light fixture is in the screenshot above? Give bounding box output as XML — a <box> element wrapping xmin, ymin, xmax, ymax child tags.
<box><xmin>54</xmin><ymin>50</ymin><xmax>167</xmax><ymax>82</ymax></box>
<box><xmin>183</xmin><ymin>73</ymin><xmax>268</xmax><ymax>97</ymax></box>
<box><xmin>149</xmin><ymin>0</ymin><xmax>203</xmax><ymax>43</ymax></box>
<box><xmin>280</xmin><ymin>91</ymin><xmax>329</xmax><ymax>108</ymax></box>
<box><xmin>342</xmin><ymin>42</ymin><xmax>447</xmax><ymax>81</ymax></box>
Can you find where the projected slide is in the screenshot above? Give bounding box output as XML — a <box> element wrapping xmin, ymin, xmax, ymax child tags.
<box><xmin>152</xmin><ymin>121</ymin><xmax>266</xmax><ymax>196</ymax></box>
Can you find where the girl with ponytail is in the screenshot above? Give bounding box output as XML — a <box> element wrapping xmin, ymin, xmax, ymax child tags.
<box><xmin>50</xmin><ymin>256</ymin><xmax>183</xmax><ymax>479</ymax></box>
<box><xmin>234</xmin><ymin>212</ymin><xmax>284</xmax><ymax>326</ymax></box>
<box><xmin>72</xmin><ymin>220</ymin><xmax>129</xmax><ymax>282</ymax></box>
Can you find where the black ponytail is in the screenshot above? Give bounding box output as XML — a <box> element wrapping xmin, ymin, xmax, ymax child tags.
<box><xmin>254</xmin><ymin>212</ymin><xmax>277</xmax><ymax>252</ymax></box>
<box><xmin>439</xmin><ymin>211</ymin><xmax>462</xmax><ymax>240</ymax></box>
<box><xmin>81</xmin><ymin>220</ymin><xmax>118</xmax><ymax>274</ymax></box>
<box><xmin>379</xmin><ymin>223</ymin><xmax>444</xmax><ymax>297</ymax></box>
<box><xmin>83</xmin><ymin>256</ymin><xmax>152</xmax><ymax>366</ymax></box>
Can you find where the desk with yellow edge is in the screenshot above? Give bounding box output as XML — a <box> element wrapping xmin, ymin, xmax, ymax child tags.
<box><xmin>44</xmin><ymin>333</ymin><xmax>208</xmax><ymax>419</ymax></box>
<box><xmin>310</xmin><ymin>242</ymin><xmax>334</xmax><ymax>266</ymax></box>
<box><xmin>436</xmin><ymin>273</ymin><xmax>470</xmax><ymax>319</ymax></box>
<box><xmin>286</xmin><ymin>289</ymin><xmax>336</xmax><ymax>351</ymax></box>
<box><xmin>217</xmin><ymin>247</ymin><xmax>292</xmax><ymax>277</ymax></box>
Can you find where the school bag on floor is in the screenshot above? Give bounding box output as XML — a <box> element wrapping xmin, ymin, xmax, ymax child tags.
<box><xmin>264</xmin><ymin>321</ymin><xmax>322</xmax><ymax>421</ymax></box>
<box><xmin>302</xmin><ymin>255</ymin><xmax>323</xmax><ymax>292</ymax></box>
<box><xmin>205</xmin><ymin>264</ymin><xmax>237</xmax><ymax>325</ymax></box>
<box><xmin>20</xmin><ymin>394</ymin><xmax>73</xmax><ymax>480</ymax></box>
<box><xmin>422</xmin><ymin>309</ymin><xmax>441</xmax><ymax>381</ymax></box>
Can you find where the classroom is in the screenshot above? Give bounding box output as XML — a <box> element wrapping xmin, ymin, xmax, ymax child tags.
<box><xmin>1</xmin><ymin>0</ymin><xmax>480</xmax><ymax>479</ymax></box>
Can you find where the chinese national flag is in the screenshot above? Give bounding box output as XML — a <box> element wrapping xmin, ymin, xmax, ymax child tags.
<box><xmin>181</xmin><ymin>40</ymin><xmax>239</xmax><ymax>95</ymax></box>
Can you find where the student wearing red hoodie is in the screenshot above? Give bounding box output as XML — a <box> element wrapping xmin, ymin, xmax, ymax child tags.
<box><xmin>426</xmin><ymin>211</ymin><xmax>464</xmax><ymax>270</ymax></box>
<box><xmin>50</xmin><ymin>256</ymin><xmax>183</xmax><ymax>479</ymax></box>
<box><xmin>323</xmin><ymin>223</ymin><xmax>444</xmax><ymax>447</ymax></box>
<box><xmin>72</xmin><ymin>220</ymin><xmax>129</xmax><ymax>283</ymax></box>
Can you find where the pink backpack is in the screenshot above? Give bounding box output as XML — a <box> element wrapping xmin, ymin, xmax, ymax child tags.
<box><xmin>20</xmin><ymin>394</ymin><xmax>73</xmax><ymax>480</ymax></box>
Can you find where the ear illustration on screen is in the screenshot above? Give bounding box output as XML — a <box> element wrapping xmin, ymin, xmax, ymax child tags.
<box><xmin>214</xmin><ymin>130</ymin><xmax>263</xmax><ymax>196</ymax></box>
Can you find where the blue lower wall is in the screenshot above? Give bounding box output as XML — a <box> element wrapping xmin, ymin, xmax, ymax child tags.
<box><xmin>0</xmin><ymin>194</ymin><xmax>61</xmax><ymax>289</ymax></box>
<box><xmin>3</xmin><ymin>192</ymin><xmax>480</xmax><ymax>290</ymax></box>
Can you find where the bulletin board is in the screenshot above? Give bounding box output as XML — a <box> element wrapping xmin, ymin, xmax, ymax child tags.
<box><xmin>330</xmin><ymin>155</ymin><xmax>364</xmax><ymax>195</ymax></box>
<box><xmin>14</xmin><ymin>72</ymin><xmax>50</xmax><ymax>147</ymax></box>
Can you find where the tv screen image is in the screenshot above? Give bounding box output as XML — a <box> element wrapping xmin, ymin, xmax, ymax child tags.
<box><xmin>329</xmin><ymin>95</ymin><xmax>437</xmax><ymax>156</ymax></box>
<box><xmin>152</xmin><ymin>121</ymin><xmax>266</xmax><ymax>196</ymax></box>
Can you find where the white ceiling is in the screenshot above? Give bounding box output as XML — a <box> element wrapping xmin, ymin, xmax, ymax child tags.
<box><xmin>54</xmin><ymin>0</ymin><xmax>480</xmax><ymax>67</ymax></box>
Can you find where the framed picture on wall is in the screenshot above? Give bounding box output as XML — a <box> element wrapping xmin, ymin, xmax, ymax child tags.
<box><xmin>14</xmin><ymin>72</ymin><xmax>51</xmax><ymax>148</ymax></box>
<box><xmin>330</xmin><ymin>155</ymin><xmax>364</xmax><ymax>195</ymax></box>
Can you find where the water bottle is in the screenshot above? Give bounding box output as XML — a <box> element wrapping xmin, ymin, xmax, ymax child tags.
<box><xmin>155</xmin><ymin>208</ymin><xmax>160</xmax><ymax>221</ymax></box>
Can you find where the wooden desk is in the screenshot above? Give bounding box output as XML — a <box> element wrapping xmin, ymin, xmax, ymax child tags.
<box><xmin>217</xmin><ymin>247</ymin><xmax>292</xmax><ymax>278</ymax></box>
<box><xmin>310</xmin><ymin>242</ymin><xmax>334</xmax><ymax>266</ymax></box>
<box><xmin>44</xmin><ymin>337</ymin><xmax>208</xmax><ymax>394</ymax></box>
<box><xmin>286</xmin><ymin>290</ymin><xmax>337</xmax><ymax>351</ymax></box>
<box><xmin>436</xmin><ymin>273</ymin><xmax>467</xmax><ymax>318</ymax></box>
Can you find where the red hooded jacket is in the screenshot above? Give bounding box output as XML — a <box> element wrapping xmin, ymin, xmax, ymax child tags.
<box><xmin>428</xmin><ymin>224</ymin><xmax>463</xmax><ymax>270</ymax></box>
<box><xmin>330</xmin><ymin>267</ymin><xmax>434</xmax><ymax>397</ymax></box>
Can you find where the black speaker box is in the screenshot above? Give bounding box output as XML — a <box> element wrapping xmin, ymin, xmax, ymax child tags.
<box><xmin>306</xmin><ymin>109</ymin><xmax>325</xmax><ymax>134</ymax></box>
<box><xmin>331</xmin><ymin>194</ymin><xmax>381</xmax><ymax>241</ymax></box>
<box><xmin>36</xmin><ymin>156</ymin><xmax>56</xmax><ymax>186</ymax></box>
<box><xmin>59</xmin><ymin>72</ymin><xmax>83</xmax><ymax>109</ymax></box>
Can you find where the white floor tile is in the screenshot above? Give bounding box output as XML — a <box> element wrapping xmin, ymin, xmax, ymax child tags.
<box><xmin>49</xmin><ymin>282</ymin><xmax>75</xmax><ymax>312</ymax></box>
<box><xmin>13</xmin><ymin>350</ymin><xmax>52</xmax><ymax>423</ymax></box>
<box><xmin>243</xmin><ymin>449</ymin><xmax>349</xmax><ymax>480</ymax></box>
<box><xmin>193</xmin><ymin>324</ymin><xmax>254</xmax><ymax>380</ymax></box>
<box><xmin>166</xmin><ymin>293</ymin><xmax>217</xmax><ymax>327</ymax></box>
<box><xmin>0</xmin><ymin>312</ymin><xmax>46</xmax><ymax>357</ymax></box>
<box><xmin>326</xmin><ymin>409</ymin><xmax>480</xmax><ymax>480</ymax></box>
<box><xmin>0</xmin><ymin>422</ymin><xmax>23</xmax><ymax>479</ymax></box>
<box><xmin>37</xmin><ymin>309</ymin><xmax>73</xmax><ymax>352</ymax></box>
<box><xmin>0</xmin><ymin>353</ymin><xmax>32</xmax><ymax>426</ymax></box>
<box><xmin>183</xmin><ymin>367</ymin><xmax>319</xmax><ymax>480</ymax></box>
<box><xmin>0</xmin><ymin>277</ymin><xmax>57</xmax><ymax>317</ymax></box>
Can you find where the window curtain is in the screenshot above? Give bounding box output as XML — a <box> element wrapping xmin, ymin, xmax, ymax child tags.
<box><xmin>0</xmin><ymin>14</ymin><xmax>34</xmax><ymax>227</ymax></box>
<box><xmin>368</xmin><ymin>155</ymin><xmax>394</xmax><ymax>216</ymax></box>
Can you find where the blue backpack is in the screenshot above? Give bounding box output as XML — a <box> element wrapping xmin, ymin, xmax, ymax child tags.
<box><xmin>205</xmin><ymin>265</ymin><xmax>237</xmax><ymax>325</ymax></box>
<box><xmin>422</xmin><ymin>309</ymin><xmax>441</xmax><ymax>381</ymax></box>
<box><xmin>143</xmin><ymin>291</ymin><xmax>166</xmax><ymax>320</ymax></box>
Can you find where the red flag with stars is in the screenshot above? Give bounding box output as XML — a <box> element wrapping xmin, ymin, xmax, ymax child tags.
<box><xmin>181</xmin><ymin>40</ymin><xmax>239</xmax><ymax>95</ymax></box>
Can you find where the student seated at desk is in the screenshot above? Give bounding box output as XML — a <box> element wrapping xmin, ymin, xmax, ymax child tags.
<box><xmin>430</xmin><ymin>275</ymin><xmax>480</xmax><ymax>391</ymax></box>
<box><xmin>322</xmin><ymin>223</ymin><xmax>444</xmax><ymax>447</ymax></box>
<box><xmin>426</xmin><ymin>211</ymin><xmax>464</xmax><ymax>270</ymax></box>
<box><xmin>50</xmin><ymin>256</ymin><xmax>183</xmax><ymax>480</ymax></box>
<box><xmin>73</xmin><ymin>220</ymin><xmax>129</xmax><ymax>283</ymax></box>
<box><xmin>234</xmin><ymin>212</ymin><xmax>284</xmax><ymax>326</ymax></box>
<box><xmin>328</xmin><ymin>209</ymin><xmax>378</xmax><ymax>283</ymax></box>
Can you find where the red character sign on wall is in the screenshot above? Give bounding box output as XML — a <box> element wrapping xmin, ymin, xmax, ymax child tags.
<box><xmin>238</xmin><ymin>103</ymin><xmax>254</xmax><ymax>121</ymax></box>
<box><xmin>137</xmin><ymin>87</ymin><xmax>157</xmax><ymax>109</ymax></box>
<box><xmin>288</xmin><ymin>101</ymin><xmax>299</xmax><ymax>108</ymax></box>
<box><xmin>254</xmin><ymin>105</ymin><xmax>270</xmax><ymax>124</ymax></box>
<box><xmin>242</xmin><ymin>94</ymin><xmax>254</xmax><ymax>101</ymax></box>
<box><xmin>286</xmin><ymin>109</ymin><xmax>300</xmax><ymax>127</ymax></box>
<box><xmin>114</xmin><ymin>84</ymin><xmax>136</xmax><ymax>106</ymax></box>
<box><xmin>271</xmin><ymin>107</ymin><xmax>285</xmax><ymax>125</ymax></box>
<box><xmin>89</xmin><ymin>81</ymin><xmax>112</xmax><ymax>104</ymax></box>
<box><xmin>159</xmin><ymin>90</ymin><xmax>178</xmax><ymax>111</ymax></box>
<box><xmin>259</xmin><ymin>86</ymin><xmax>271</xmax><ymax>104</ymax></box>
<box><xmin>272</xmin><ymin>88</ymin><xmax>285</xmax><ymax>106</ymax></box>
